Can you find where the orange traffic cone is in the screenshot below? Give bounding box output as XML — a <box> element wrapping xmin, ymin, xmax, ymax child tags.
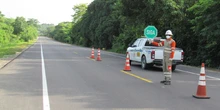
<box><xmin>124</xmin><ymin>54</ymin><xmax>131</xmax><ymax>71</ymax></box>
<box><xmin>193</xmin><ymin>63</ymin><xmax>210</xmax><ymax>99</ymax></box>
<box><xmin>96</xmin><ymin>48</ymin><xmax>102</xmax><ymax>61</ymax></box>
<box><xmin>90</xmin><ymin>47</ymin><xmax>95</xmax><ymax>59</ymax></box>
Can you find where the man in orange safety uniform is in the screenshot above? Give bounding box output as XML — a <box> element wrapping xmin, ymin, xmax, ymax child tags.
<box><xmin>149</xmin><ymin>30</ymin><xmax>176</xmax><ymax>85</ymax></box>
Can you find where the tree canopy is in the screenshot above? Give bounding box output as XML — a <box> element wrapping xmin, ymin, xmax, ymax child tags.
<box><xmin>0</xmin><ymin>11</ymin><xmax>38</xmax><ymax>45</ymax></box>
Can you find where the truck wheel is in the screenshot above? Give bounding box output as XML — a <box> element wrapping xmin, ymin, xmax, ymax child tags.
<box><xmin>130</xmin><ymin>60</ymin><xmax>132</xmax><ymax>66</ymax></box>
<box><xmin>172</xmin><ymin>65</ymin><xmax>176</xmax><ymax>71</ymax></box>
<box><xmin>141</xmin><ymin>56</ymin><xmax>147</xmax><ymax>69</ymax></box>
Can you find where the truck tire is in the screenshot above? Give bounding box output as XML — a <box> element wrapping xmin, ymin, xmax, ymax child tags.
<box><xmin>172</xmin><ymin>65</ymin><xmax>176</xmax><ymax>71</ymax></box>
<box><xmin>141</xmin><ymin>56</ymin><xmax>147</xmax><ymax>69</ymax></box>
<box><xmin>130</xmin><ymin>60</ymin><xmax>132</xmax><ymax>66</ymax></box>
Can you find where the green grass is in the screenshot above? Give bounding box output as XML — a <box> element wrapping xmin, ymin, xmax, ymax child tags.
<box><xmin>0</xmin><ymin>40</ymin><xmax>36</xmax><ymax>58</ymax></box>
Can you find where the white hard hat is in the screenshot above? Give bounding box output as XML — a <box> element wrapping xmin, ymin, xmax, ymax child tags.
<box><xmin>165</xmin><ymin>30</ymin><xmax>173</xmax><ymax>35</ymax></box>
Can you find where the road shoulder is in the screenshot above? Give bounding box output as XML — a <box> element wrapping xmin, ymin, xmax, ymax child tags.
<box><xmin>0</xmin><ymin>41</ymin><xmax>36</xmax><ymax>70</ymax></box>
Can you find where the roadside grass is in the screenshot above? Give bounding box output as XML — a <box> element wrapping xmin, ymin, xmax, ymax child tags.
<box><xmin>0</xmin><ymin>40</ymin><xmax>36</xmax><ymax>58</ymax></box>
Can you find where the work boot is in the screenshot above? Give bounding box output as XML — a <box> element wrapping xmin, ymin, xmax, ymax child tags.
<box><xmin>160</xmin><ymin>77</ymin><xmax>168</xmax><ymax>83</ymax></box>
<box><xmin>164</xmin><ymin>81</ymin><xmax>171</xmax><ymax>85</ymax></box>
<box><xmin>160</xmin><ymin>80</ymin><xmax>166</xmax><ymax>83</ymax></box>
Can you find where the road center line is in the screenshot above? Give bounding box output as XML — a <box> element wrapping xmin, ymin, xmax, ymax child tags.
<box><xmin>176</xmin><ymin>69</ymin><xmax>220</xmax><ymax>80</ymax></box>
<box><xmin>41</xmin><ymin>42</ymin><xmax>51</xmax><ymax>110</ymax></box>
<box><xmin>121</xmin><ymin>70</ymin><xmax>153</xmax><ymax>83</ymax></box>
<box><xmin>86</xmin><ymin>57</ymin><xmax>95</xmax><ymax>61</ymax></box>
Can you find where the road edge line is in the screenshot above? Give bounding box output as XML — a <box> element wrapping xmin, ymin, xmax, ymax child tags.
<box><xmin>176</xmin><ymin>69</ymin><xmax>220</xmax><ymax>80</ymax></box>
<box><xmin>40</xmin><ymin>42</ymin><xmax>51</xmax><ymax>110</ymax></box>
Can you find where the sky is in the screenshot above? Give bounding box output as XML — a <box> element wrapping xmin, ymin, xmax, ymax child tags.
<box><xmin>0</xmin><ymin>0</ymin><xmax>94</xmax><ymax>25</ymax></box>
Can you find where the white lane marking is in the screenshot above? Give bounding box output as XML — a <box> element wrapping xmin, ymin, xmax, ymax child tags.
<box><xmin>41</xmin><ymin>43</ymin><xmax>51</xmax><ymax>110</ymax></box>
<box><xmin>176</xmin><ymin>69</ymin><xmax>220</xmax><ymax>80</ymax></box>
<box><xmin>206</xmin><ymin>79</ymin><xmax>220</xmax><ymax>81</ymax></box>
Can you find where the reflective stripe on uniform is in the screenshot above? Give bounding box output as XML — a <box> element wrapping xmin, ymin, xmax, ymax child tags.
<box><xmin>164</xmin><ymin>50</ymin><xmax>171</xmax><ymax>53</ymax></box>
<box><xmin>163</xmin><ymin>72</ymin><xmax>171</xmax><ymax>75</ymax></box>
<box><xmin>165</xmin><ymin>48</ymin><xmax>171</xmax><ymax>51</ymax></box>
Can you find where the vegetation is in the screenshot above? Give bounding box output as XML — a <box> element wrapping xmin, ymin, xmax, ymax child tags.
<box><xmin>0</xmin><ymin>11</ymin><xmax>38</xmax><ymax>57</ymax></box>
<box><xmin>0</xmin><ymin>40</ymin><xmax>35</xmax><ymax>58</ymax></box>
<box><xmin>41</xmin><ymin>0</ymin><xmax>220</xmax><ymax>68</ymax></box>
<box><xmin>38</xmin><ymin>23</ymin><xmax>55</xmax><ymax>36</ymax></box>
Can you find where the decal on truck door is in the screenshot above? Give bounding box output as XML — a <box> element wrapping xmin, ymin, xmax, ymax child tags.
<box><xmin>137</xmin><ymin>52</ymin><xmax>140</xmax><ymax>57</ymax></box>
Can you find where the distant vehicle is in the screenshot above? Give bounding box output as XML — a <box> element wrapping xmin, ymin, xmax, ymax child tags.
<box><xmin>126</xmin><ymin>37</ymin><xmax>184</xmax><ymax>71</ymax></box>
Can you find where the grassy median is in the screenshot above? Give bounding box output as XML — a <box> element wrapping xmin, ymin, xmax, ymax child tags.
<box><xmin>0</xmin><ymin>40</ymin><xmax>36</xmax><ymax>58</ymax></box>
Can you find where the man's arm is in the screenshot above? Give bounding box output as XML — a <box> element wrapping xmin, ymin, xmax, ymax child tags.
<box><xmin>149</xmin><ymin>39</ymin><xmax>164</xmax><ymax>46</ymax></box>
<box><xmin>152</xmin><ymin>41</ymin><xmax>164</xmax><ymax>46</ymax></box>
<box><xmin>170</xmin><ymin>41</ymin><xmax>176</xmax><ymax>59</ymax></box>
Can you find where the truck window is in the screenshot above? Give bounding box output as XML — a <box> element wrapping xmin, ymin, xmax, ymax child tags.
<box><xmin>144</xmin><ymin>40</ymin><xmax>153</xmax><ymax>46</ymax></box>
<box><xmin>138</xmin><ymin>39</ymin><xmax>144</xmax><ymax>47</ymax></box>
<box><xmin>132</xmin><ymin>39</ymin><xmax>140</xmax><ymax>46</ymax></box>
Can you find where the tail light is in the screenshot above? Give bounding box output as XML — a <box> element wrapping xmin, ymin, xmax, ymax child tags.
<box><xmin>151</xmin><ymin>50</ymin><xmax>155</xmax><ymax>59</ymax></box>
<box><xmin>181</xmin><ymin>52</ymin><xmax>184</xmax><ymax>61</ymax></box>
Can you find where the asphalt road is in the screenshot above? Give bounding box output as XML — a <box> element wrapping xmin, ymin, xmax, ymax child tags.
<box><xmin>0</xmin><ymin>37</ymin><xmax>220</xmax><ymax>110</ymax></box>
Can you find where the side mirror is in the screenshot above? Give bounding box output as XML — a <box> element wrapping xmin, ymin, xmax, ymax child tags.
<box><xmin>132</xmin><ymin>45</ymin><xmax>137</xmax><ymax>47</ymax></box>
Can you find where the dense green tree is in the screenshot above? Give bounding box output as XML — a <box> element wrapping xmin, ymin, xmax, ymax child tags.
<box><xmin>0</xmin><ymin>11</ymin><xmax>15</xmax><ymax>44</ymax></box>
<box><xmin>27</xmin><ymin>18</ymin><xmax>39</xmax><ymax>28</ymax></box>
<box><xmin>188</xmin><ymin>0</ymin><xmax>220</xmax><ymax>67</ymax></box>
<box><xmin>71</xmin><ymin>1</ymin><xmax>120</xmax><ymax>48</ymax></box>
<box><xmin>13</xmin><ymin>17</ymin><xmax>27</xmax><ymax>35</ymax></box>
<box><xmin>0</xmin><ymin>11</ymin><xmax>38</xmax><ymax>44</ymax></box>
<box><xmin>52</xmin><ymin>22</ymin><xmax>72</xmax><ymax>43</ymax></box>
<box><xmin>72</xmin><ymin>4</ymin><xmax>88</xmax><ymax>23</ymax></box>
<box><xmin>38</xmin><ymin>23</ymin><xmax>55</xmax><ymax>36</ymax></box>
<box><xmin>71</xmin><ymin>4</ymin><xmax>89</xmax><ymax>45</ymax></box>
<box><xmin>12</xmin><ymin>17</ymin><xmax>38</xmax><ymax>42</ymax></box>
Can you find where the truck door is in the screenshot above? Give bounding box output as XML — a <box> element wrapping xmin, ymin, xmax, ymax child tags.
<box><xmin>135</xmin><ymin>39</ymin><xmax>145</xmax><ymax>61</ymax></box>
<box><xmin>129</xmin><ymin>39</ymin><xmax>140</xmax><ymax>61</ymax></box>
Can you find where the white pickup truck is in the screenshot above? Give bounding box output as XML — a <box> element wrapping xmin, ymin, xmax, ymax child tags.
<box><xmin>127</xmin><ymin>37</ymin><xmax>184</xmax><ymax>71</ymax></box>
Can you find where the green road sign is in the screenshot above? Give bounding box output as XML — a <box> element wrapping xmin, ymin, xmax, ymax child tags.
<box><xmin>144</xmin><ymin>26</ymin><xmax>158</xmax><ymax>38</ymax></box>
